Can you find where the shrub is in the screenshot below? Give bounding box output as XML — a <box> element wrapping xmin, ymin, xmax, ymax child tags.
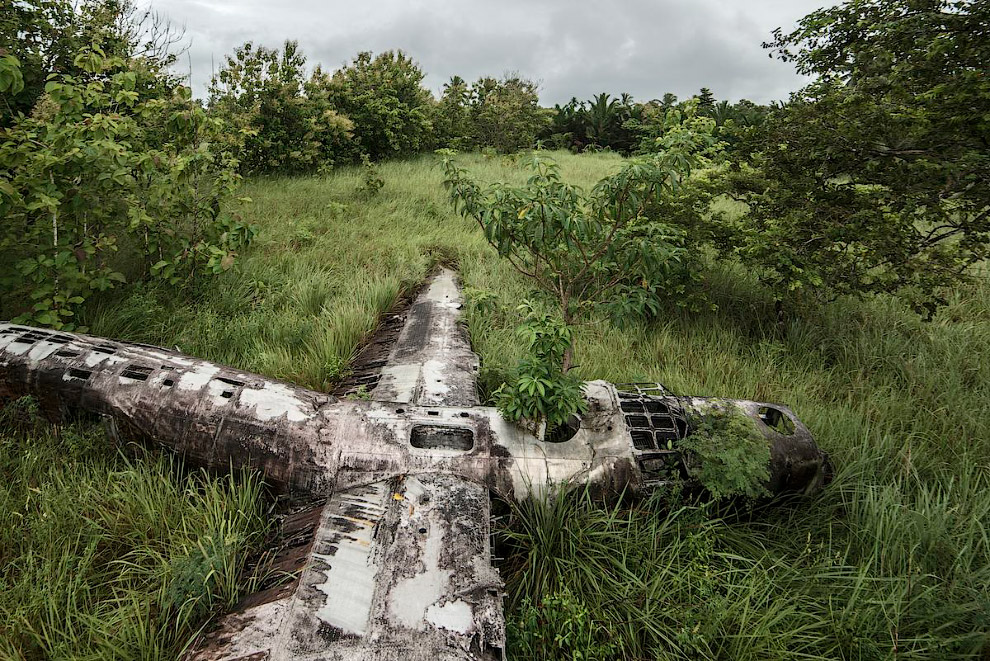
<box><xmin>208</xmin><ymin>40</ymin><xmax>358</xmax><ymax>174</ymax></box>
<box><xmin>679</xmin><ymin>407</ymin><xmax>771</xmax><ymax>500</ymax></box>
<box><xmin>321</xmin><ymin>50</ymin><xmax>433</xmax><ymax>160</ymax></box>
<box><xmin>494</xmin><ymin>303</ymin><xmax>587</xmax><ymax>436</ymax></box>
<box><xmin>0</xmin><ymin>48</ymin><xmax>251</xmax><ymax>329</ymax></box>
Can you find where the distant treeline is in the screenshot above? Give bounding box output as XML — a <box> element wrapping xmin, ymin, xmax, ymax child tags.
<box><xmin>202</xmin><ymin>39</ymin><xmax>771</xmax><ymax>174</ymax></box>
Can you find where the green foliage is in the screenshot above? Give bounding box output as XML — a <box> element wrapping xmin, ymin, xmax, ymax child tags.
<box><xmin>0</xmin><ymin>47</ymin><xmax>251</xmax><ymax>329</ymax></box>
<box><xmin>728</xmin><ymin>0</ymin><xmax>990</xmax><ymax>315</ymax></box>
<box><xmin>358</xmin><ymin>154</ymin><xmax>385</xmax><ymax>196</ymax></box>
<box><xmin>208</xmin><ymin>40</ymin><xmax>358</xmax><ymax>174</ymax></box>
<box><xmin>323</xmin><ymin>50</ymin><xmax>433</xmax><ymax>160</ymax></box>
<box><xmin>548</xmin><ymin>92</ymin><xmax>640</xmax><ymax>154</ymax></box>
<box><xmin>442</xmin><ymin>112</ymin><xmax>722</xmax><ymax>330</ymax></box>
<box><xmin>508</xmin><ymin>587</ymin><xmax>621</xmax><ymax>661</ymax></box>
<box><xmin>679</xmin><ymin>407</ymin><xmax>771</xmax><ymax>500</ymax></box>
<box><xmin>0</xmin><ymin>398</ymin><xmax>269</xmax><ymax>658</ymax></box>
<box><xmin>43</xmin><ymin>152</ymin><xmax>990</xmax><ymax>658</ymax></box>
<box><xmin>494</xmin><ymin>303</ymin><xmax>587</xmax><ymax>435</ymax></box>
<box><xmin>0</xmin><ymin>0</ymin><xmax>184</xmax><ymax>127</ymax></box>
<box><xmin>470</xmin><ymin>75</ymin><xmax>550</xmax><ymax>153</ymax></box>
<box><xmin>434</xmin><ymin>74</ymin><xmax>549</xmax><ymax>153</ymax></box>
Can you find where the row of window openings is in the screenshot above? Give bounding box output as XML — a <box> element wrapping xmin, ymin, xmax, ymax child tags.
<box><xmin>62</xmin><ymin>359</ymin><xmax>245</xmax><ymax>399</ymax></box>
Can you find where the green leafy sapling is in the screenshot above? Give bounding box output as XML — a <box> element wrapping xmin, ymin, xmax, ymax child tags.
<box><xmin>494</xmin><ymin>302</ymin><xmax>588</xmax><ymax>437</ymax></box>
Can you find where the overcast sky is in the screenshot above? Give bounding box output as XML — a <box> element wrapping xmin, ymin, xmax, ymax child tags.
<box><xmin>138</xmin><ymin>0</ymin><xmax>838</xmax><ymax>105</ymax></box>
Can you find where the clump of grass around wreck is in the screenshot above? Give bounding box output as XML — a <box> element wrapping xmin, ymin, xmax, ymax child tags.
<box><xmin>0</xmin><ymin>399</ymin><xmax>271</xmax><ymax>659</ymax></box>
<box><xmin>11</xmin><ymin>150</ymin><xmax>990</xmax><ymax>659</ymax></box>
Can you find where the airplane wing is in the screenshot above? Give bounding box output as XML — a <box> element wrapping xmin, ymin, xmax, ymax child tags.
<box><xmin>187</xmin><ymin>473</ymin><xmax>504</xmax><ymax>660</ymax></box>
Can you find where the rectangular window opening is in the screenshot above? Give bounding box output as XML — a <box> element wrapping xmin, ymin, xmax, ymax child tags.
<box><xmin>410</xmin><ymin>425</ymin><xmax>474</xmax><ymax>451</ymax></box>
<box><xmin>67</xmin><ymin>368</ymin><xmax>92</xmax><ymax>382</ymax></box>
<box><xmin>630</xmin><ymin>429</ymin><xmax>655</xmax><ymax>451</ymax></box>
<box><xmin>625</xmin><ymin>414</ymin><xmax>649</xmax><ymax>428</ymax></box>
<box><xmin>121</xmin><ymin>365</ymin><xmax>154</xmax><ymax>381</ymax></box>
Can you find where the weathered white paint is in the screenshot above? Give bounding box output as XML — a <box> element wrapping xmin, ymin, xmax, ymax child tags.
<box><xmin>176</xmin><ymin>364</ymin><xmax>220</xmax><ymax>391</ymax></box>
<box><xmin>310</xmin><ymin>482</ymin><xmax>388</xmax><ymax>636</ymax></box>
<box><xmin>388</xmin><ymin>479</ymin><xmax>451</xmax><ymax>631</ymax></box>
<box><xmin>426</xmin><ymin>599</ymin><xmax>474</xmax><ymax>635</ymax></box>
<box><xmin>239</xmin><ymin>381</ymin><xmax>312</xmax><ymax>422</ymax></box>
<box><xmin>27</xmin><ymin>342</ymin><xmax>60</xmax><ymax>362</ymax></box>
<box><xmin>4</xmin><ymin>341</ymin><xmax>31</xmax><ymax>356</ymax></box>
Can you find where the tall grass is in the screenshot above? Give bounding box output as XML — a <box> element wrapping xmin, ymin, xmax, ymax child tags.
<box><xmin>0</xmin><ymin>400</ymin><xmax>271</xmax><ymax>659</ymax></box>
<box><xmin>4</xmin><ymin>150</ymin><xmax>987</xmax><ymax>658</ymax></box>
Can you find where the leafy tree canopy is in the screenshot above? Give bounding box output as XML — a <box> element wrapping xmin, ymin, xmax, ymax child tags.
<box><xmin>324</xmin><ymin>50</ymin><xmax>433</xmax><ymax>160</ymax></box>
<box><xmin>728</xmin><ymin>0</ymin><xmax>989</xmax><ymax>315</ymax></box>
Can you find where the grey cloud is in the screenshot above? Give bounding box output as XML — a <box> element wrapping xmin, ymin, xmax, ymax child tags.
<box><xmin>143</xmin><ymin>0</ymin><xmax>835</xmax><ymax>104</ymax></box>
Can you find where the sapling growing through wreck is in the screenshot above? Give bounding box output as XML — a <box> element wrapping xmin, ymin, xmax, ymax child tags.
<box><xmin>440</xmin><ymin>117</ymin><xmax>720</xmax><ymax>432</ymax></box>
<box><xmin>493</xmin><ymin>302</ymin><xmax>587</xmax><ymax>435</ymax></box>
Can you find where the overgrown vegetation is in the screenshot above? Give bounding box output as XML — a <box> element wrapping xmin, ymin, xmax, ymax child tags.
<box><xmin>1</xmin><ymin>5</ymin><xmax>252</xmax><ymax>329</ymax></box>
<box><xmin>679</xmin><ymin>408</ymin><xmax>771</xmax><ymax>500</ymax></box>
<box><xmin>19</xmin><ymin>151</ymin><xmax>979</xmax><ymax>658</ymax></box>
<box><xmin>2</xmin><ymin>0</ymin><xmax>988</xmax><ymax>657</ymax></box>
<box><xmin>0</xmin><ymin>398</ymin><xmax>270</xmax><ymax>659</ymax></box>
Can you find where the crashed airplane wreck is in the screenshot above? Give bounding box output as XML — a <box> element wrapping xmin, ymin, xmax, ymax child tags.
<box><xmin>0</xmin><ymin>269</ymin><xmax>829</xmax><ymax>660</ymax></box>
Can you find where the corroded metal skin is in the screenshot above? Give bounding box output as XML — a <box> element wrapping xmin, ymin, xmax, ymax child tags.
<box><xmin>0</xmin><ymin>269</ymin><xmax>830</xmax><ymax>660</ymax></box>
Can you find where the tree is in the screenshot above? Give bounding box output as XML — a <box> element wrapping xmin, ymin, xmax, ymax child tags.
<box><xmin>469</xmin><ymin>75</ymin><xmax>549</xmax><ymax>153</ymax></box>
<box><xmin>1</xmin><ymin>0</ymin><xmax>184</xmax><ymax>127</ymax></box>
<box><xmin>728</xmin><ymin>0</ymin><xmax>990</xmax><ymax>315</ymax></box>
<box><xmin>441</xmin><ymin>111</ymin><xmax>721</xmax><ymax>431</ymax></box>
<box><xmin>0</xmin><ymin>46</ymin><xmax>251</xmax><ymax>329</ymax></box>
<box><xmin>208</xmin><ymin>40</ymin><xmax>355</xmax><ymax>173</ymax></box>
<box><xmin>433</xmin><ymin>75</ymin><xmax>473</xmax><ymax>150</ymax></box>
<box><xmin>442</xmin><ymin>110</ymin><xmax>722</xmax><ymax>361</ymax></box>
<box><xmin>696</xmin><ymin>87</ymin><xmax>716</xmax><ymax>112</ymax></box>
<box><xmin>323</xmin><ymin>50</ymin><xmax>433</xmax><ymax>160</ymax></box>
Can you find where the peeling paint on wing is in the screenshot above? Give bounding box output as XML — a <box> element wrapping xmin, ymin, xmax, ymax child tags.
<box><xmin>239</xmin><ymin>382</ymin><xmax>312</xmax><ymax>422</ymax></box>
<box><xmin>309</xmin><ymin>482</ymin><xmax>387</xmax><ymax>636</ymax></box>
<box><xmin>426</xmin><ymin>600</ymin><xmax>474</xmax><ymax>635</ymax></box>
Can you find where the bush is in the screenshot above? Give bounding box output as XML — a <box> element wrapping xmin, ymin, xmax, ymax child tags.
<box><xmin>321</xmin><ymin>50</ymin><xmax>433</xmax><ymax>160</ymax></box>
<box><xmin>679</xmin><ymin>407</ymin><xmax>771</xmax><ymax>500</ymax></box>
<box><xmin>0</xmin><ymin>47</ymin><xmax>252</xmax><ymax>329</ymax></box>
<box><xmin>208</xmin><ymin>40</ymin><xmax>358</xmax><ymax>174</ymax></box>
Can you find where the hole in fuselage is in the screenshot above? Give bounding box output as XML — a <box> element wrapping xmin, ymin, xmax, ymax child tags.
<box><xmin>545</xmin><ymin>415</ymin><xmax>580</xmax><ymax>443</ymax></box>
<box><xmin>758</xmin><ymin>406</ymin><xmax>796</xmax><ymax>435</ymax></box>
<box><xmin>410</xmin><ymin>425</ymin><xmax>474</xmax><ymax>451</ymax></box>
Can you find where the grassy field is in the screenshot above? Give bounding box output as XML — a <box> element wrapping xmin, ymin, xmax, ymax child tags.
<box><xmin>2</xmin><ymin>150</ymin><xmax>988</xmax><ymax>659</ymax></box>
